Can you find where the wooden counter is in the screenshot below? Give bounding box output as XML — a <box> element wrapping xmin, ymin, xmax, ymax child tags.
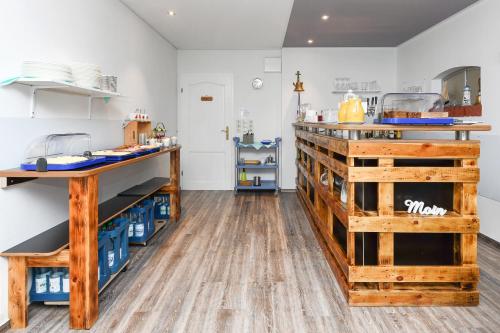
<box><xmin>293</xmin><ymin>122</ymin><xmax>490</xmax><ymax>306</ymax></box>
<box><xmin>0</xmin><ymin>146</ymin><xmax>181</xmax><ymax>329</ymax></box>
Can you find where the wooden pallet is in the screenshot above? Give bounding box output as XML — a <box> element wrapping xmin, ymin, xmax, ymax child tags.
<box><xmin>294</xmin><ymin>123</ymin><xmax>484</xmax><ymax>306</ymax></box>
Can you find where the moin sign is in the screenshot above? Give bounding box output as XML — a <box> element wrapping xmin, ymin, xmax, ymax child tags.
<box><xmin>404</xmin><ymin>199</ymin><xmax>447</xmax><ymax>216</ymax></box>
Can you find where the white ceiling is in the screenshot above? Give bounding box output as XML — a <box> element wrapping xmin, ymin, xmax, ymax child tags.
<box><xmin>121</xmin><ymin>0</ymin><xmax>294</xmax><ymax>50</ymax></box>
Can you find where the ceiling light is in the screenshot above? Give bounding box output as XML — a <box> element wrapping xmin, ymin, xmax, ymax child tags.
<box><xmin>307</xmin><ymin>39</ymin><xmax>314</xmax><ymax>44</ymax></box>
<box><xmin>168</xmin><ymin>10</ymin><xmax>176</xmax><ymax>16</ymax></box>
<box><xmin>321</xmin><ymin>15</ymin><xmax>329</xmax><ymax>20</ymax></box>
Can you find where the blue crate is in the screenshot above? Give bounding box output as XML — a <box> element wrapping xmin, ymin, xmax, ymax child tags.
<box><xmin>128</xmin><ymin>199</ymin><xmax>155</xmax><ymax>243</ymax></box>
<box><xmin>101</xmin><ymin>217</ymin><xmax>129</xmax><ymax>274</ymax></box>
<box><xmin>29</xmin><ymin>234</ymin><xmax>112</xmax><ymax>302</ymax></box>
<box><xmin>30</xmin><ymin>268</ymin><xmax>69</xmax><ymax>302</ymax></box>
<box><xmin>98</xmin><ymin>231</ymin><xmax>111</xmax><ymax>289</ymax></box>
<box><xmin>154</xmin><ymin>194</ymin><xmax>170</xmax><ymax>220</ymax></box>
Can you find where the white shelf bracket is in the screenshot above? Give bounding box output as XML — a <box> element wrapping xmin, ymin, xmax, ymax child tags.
<box><xmin>88</xmin><ymin>96</ymin><xmax>93</xmax><ymax>119</ymax></box>
<box><xmin>30</xmin><ymin>87</ymin><xmax>37</xmax><ymax>118</ymax></box>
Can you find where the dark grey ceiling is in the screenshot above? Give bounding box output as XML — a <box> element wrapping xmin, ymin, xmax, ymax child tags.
<box><xmin>283</xmin><ymin>0</ymin><xmax>480</xmax><ymax>47</ymax></box>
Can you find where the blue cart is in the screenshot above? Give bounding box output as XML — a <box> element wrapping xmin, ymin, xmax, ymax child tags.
<box><xmin>233</xmin><ymin>137</ymin><xmax>281</xmax><ymax>194</ymax></box>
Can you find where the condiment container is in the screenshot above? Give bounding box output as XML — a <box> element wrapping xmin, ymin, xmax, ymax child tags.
<box><xmin>49</xmin><ymin>272</ymin><xmax>62</xmax><ymax>293</ymax></box>
<box><xmin>35</xmin><ymin>273</ymin><xmax>48</xmax><ymax>294</ymax></box>
<box><xmin>62</xmin><ymin>273</ymin><xmax>70</xmax><ymax>293</ymax></box>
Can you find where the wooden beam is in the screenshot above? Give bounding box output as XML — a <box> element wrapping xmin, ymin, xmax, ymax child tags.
<box><xmin>8</xmin><ymin>257</ymin><xmax>28</xmax><ymax>329</ymax></box>
<box><xmin>169</xmin><ymin>148</ymin><xmax>181</xmax><ymax>221</ymax></box>
<box><xmin>348</xmin><ymin>166</ymin><xmax>479</xmax><ymax>183</ymax></box>
<box><xmin>348</xmin><ymin>289</ymin><xmax>479</xmax><ymax>306</ymax></box>
<box><xmin>348</xmin><ymin>265</ymin><xmax>480</xmax><ymax>283</ymax></box>
<box><xmin>377</xmin><ymin>158</ymin><xmax>394</xmax><ymax>291</ymax></box>
<box><xmin>347</xmin><ymin>140</ymin><xmax>480</xmax><ymax>159</ymax></box>
<box><xmin>69</xmin><ymin>176</ymin><xmax>99</xmax><ymax>329</ymax></box>
<box><xmin>27</xmin><ymin>249</ymin><xmax>70</xmax><ymax>267</ymax></box>
<box><xmin>348</xmin><ymin>214</ymin><xmax>480</xmax><ymax>233</ymax></box>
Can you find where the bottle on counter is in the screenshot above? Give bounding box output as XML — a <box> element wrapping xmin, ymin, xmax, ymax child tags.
<box><xmin>462</xmin><ymin>69</ymin><xmax>472</xmax><ymax>106</ymax></box>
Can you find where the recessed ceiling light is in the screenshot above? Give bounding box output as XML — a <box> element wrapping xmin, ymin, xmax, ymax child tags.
<box><xmin>168</xmin><ymin>10</ymin><xmax>176</xmax><ymax>16</ymax></box>
<box><xmin>307</xmin><ymin>39</ymin><xmax>314</xmax><ymax>44</ymax></box>
<box><xmin>321</xmin><ymin>15</ymin><xmax>330</xmax><ymax>20</ymax></box>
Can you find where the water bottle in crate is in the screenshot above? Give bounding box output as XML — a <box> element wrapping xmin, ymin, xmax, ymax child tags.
<box><xmin>30</xmin><ymin>267</ymin><xmax>70</xmax><ymax>302</ymax></box>
<box><xmin>154</xmin><ymin>194</ymin><xmax>170</xmax><ymax>220</ymax></box>
<box><xmin>128</xmin><ymin>199</ymin><xmax>155</xmax><ymax>243</ymax></box>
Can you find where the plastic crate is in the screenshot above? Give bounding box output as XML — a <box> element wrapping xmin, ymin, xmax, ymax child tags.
<box><xmin>154</xmin><ymin>193</ymin><xmax>170</xmax><ymax>220</ymax></box>
<box><xmin>128</xmin><ymin>199</ymin><xmax>154</xmax><ymax>243</ymax></box>
<box><xmin>101</xmin><ymin>217</ymin><xmax>130</xmax><ymax>274</ymax></box>
<box><xmin>98</xmin><ymin>231</ymin><xmax>111</xmax><ymax>289</ymax></box>
<box><xmin>30</xmin><ymin>268</ymin><xmax>70</xmax><ymax>302</ymax></box>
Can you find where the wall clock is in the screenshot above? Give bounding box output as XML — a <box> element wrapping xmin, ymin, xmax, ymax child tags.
<box><xmin>252</xmin><ymin>77</ymin><xmax>263</xmax><ymax>89</ymax></box>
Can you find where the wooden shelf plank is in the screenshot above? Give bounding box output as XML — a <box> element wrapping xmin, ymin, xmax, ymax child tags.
<box><xmin>294</xmin><ymin>122</ymin><xmax>492</xmax><ymax>132</ymax></box>
<box><xmin>348</xmin><ymin>166</ymin><xmax>479</xmax><ymax>183</ymax></box>
<box><xmin>348</xmin><ymin>265</ymin><xmax>479</xmax><ymax>283</ymax></box>
<box><xmin>349</xmin><ymin>213</ymin><xmax>480</xmax><ymax>233</ymax></box>
<box><xmin>348</xmin><ymin>289</ymin><xmax>479</xmax><ymax>306</ymax></box>
<box><xmin>0</xmin><ymin>146</ymin><xmax>180</xmax><ymax>179</ymax></box>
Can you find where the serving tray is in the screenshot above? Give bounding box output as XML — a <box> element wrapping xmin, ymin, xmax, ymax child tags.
<box><xmin>376</xmin><ymin>118</ymin><xmax>454</xmax><ymax>125</ymax></box>
<box><xmin>20</xmin><ymin>156</ymin><xmax>106</xmax><ymax>171</ymax></box>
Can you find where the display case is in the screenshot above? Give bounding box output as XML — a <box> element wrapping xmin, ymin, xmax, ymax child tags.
<box><xmin>378</xmin><ymin>93</ymin><xmax>452</xmax><ymax>125</ymax></box>
<box><xmin>21</xmin><ymin>133</ymin><xmax>105</xmax><ymax>171</ymax></box>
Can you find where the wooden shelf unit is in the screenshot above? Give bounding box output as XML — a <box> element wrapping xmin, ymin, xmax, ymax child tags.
<box><xmin>0</xmin><ymin>147</ymin><xmax>181</xmax><ymax>330</ymax></box>
<box><xmin>294</xmin><ymin>122</ymin><xmax>490</xmax><ymax>306</ymax></box>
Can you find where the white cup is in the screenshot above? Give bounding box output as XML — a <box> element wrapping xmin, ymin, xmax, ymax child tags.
<box><xmin>171</xmin><ymin>136</ymin><xmax>177</xmax><ymax>145</ymax></box>
<box><xmin>148</xmin><ymin>138</ymin><xmax>157</xmax><ymax>145</ymax></box>
<box><xmin>162</xmin><ymin>137</ymin><xmax>171</xmax><ymax>147</ymax></box>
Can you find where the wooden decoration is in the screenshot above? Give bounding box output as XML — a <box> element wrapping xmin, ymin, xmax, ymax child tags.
<box><xmin>124</xmin><ymin>121</ymin><xmax>152</xmax><ymax>145</ymax></box>
<box><xmin>201</xmin><ymin>96</ymin><xmax>213</xmax><ymax>102</ymax></box>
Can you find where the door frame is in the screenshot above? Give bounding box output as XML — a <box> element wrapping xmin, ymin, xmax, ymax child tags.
<box><xmin>178</xmin><ymin>73</ymin><xmax>234</xmax><ymax>190</ymax></box>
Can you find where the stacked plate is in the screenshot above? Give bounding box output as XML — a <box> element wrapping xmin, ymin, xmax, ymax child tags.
<box><xmin>22</xmin><ymin>61</ymin><xmax>73</xmax><ymax>82</ymax></box>
<box><xmin>69</xmin><ymin>62</ymin><xmax>101</xmax><ymax>89</ymax></box>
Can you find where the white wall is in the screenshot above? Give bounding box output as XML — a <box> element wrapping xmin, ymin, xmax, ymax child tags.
<box><xmin>177</xmin><ymin>50</ymin><xmax>282</xmax><ymax>140</ymax></box>
<box><xmin>0</xmin><ymin>0</ymin><xmax>177</xmax><ymax>326</ymax></box>
<box><xmin>281</xmin><ymin>48</ymin><xmax>398</xmax><ymax>189</ymax></box>
<box><xmin>177</xmin><ymin>50</ymin><xmax>283</xmax><ymax>183</ymax></box>
<box><xmin>397</xmin><ymin>0</ymin><xmax>500</xmax><ymax>242</ymax></box>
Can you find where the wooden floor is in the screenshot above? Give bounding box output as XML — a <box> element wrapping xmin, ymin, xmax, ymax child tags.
<box><xmin>4</xmin><ymin>191</ymin><xmax>500</xmax><ymax>333</ymax></box>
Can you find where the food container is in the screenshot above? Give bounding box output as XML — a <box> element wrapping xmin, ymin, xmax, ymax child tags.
<box><xmin>339</xmin><ymin>90</ymin><xmax>365</xmax><ymax>123</ymax></box>
<box><xmin>20</xmin><ymin>133</ymin><xmax>105</xmax><ymax>171</ymax></box>
<box><xmin>380</xmin><ymin>93</ymin><xmax>445</xmax><ymax>116</ymax></box>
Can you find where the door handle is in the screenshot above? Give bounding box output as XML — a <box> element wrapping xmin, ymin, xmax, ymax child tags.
<box><xmin>221</xmin><ymin>126</ymin><xmax>229</xmax><ymax>140</ymax></box>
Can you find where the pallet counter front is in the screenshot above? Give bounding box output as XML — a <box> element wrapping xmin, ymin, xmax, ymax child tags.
<box><xmin>0</xmin><ymin>146</ymin><xmax>181</xmax><ymax>330</ymax></box>
<box><xmin>294</xmin><ymin>122</ymin><xmax>491</xmax><ymax>306</ymax></box>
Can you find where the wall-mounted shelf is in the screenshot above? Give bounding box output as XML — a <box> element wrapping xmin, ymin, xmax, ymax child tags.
<box><xmin>332</xmin><ymin>90</ymin><xmax>381</xmax><ymax>94</ymax></box>
<box><xmin>3</xmin><ymin>77</ymin><xmax>120</xmax><ymax>119</ymax></box>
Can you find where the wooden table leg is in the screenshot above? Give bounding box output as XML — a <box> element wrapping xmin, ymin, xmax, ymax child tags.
<box><xmin>8</xmin><ymin>257</ymin><xmax>28</xmax><ymax>328</ymax></box>
<box><xmin>69</xmin><ymin>176</ymin><xmax>99</xmax><ymax>329</ymax></box>
<box><xmin>170</xmin><ymin>148</ymin><xmax>181</xmax><ymax>221</ymax></box>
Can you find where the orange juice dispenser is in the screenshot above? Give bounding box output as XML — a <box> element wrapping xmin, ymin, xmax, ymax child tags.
<box><xmin>338</xmin><ymin>90</ymin><xmax>365</xmax><ymax>124</ymax></box>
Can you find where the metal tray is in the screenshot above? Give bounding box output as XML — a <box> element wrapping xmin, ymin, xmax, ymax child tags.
<box><xmin>377</xmin><ymin>118</ymin><xmax>454</xmax><ymax>125</ymax></box>
<box><xmin>20</xmin><ymin>156</ymin><xmax>106</xmax><ymax>171</ymax></box>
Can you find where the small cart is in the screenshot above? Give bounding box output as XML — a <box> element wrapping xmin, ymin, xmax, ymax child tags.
<box><xmin>234</xmin><ymin>137</ymin><xmax>281</xmax><ymax>194</ymax></box>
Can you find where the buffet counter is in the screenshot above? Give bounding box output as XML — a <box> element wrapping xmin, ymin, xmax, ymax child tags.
<box><xmin>293</xmin><ymin>122</ymin><xmax>490</xmax><ymax>306</ymax></box>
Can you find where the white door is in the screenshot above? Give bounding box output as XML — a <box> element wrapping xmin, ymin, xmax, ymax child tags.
<box><xmin>179</xmin><ymin>74</ymin><xmax>233</xmax><ymax>190</ymax></box>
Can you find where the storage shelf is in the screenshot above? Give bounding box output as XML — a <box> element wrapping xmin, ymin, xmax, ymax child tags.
<box><xmin>236</xmin><ymin>164</ymin><xmax>278</xmax><ymax>169</ymax></box>
<box><xmin>3</xmin><ymin>77</ymin><xmax>120</xmax><ymax>118</ymax></box>
<box><xmin>12</xmin><ymin>78</ymin><xmax>120</xmax><ymax>98</ymax></box>
<box><xmin>332</xmin><ymin>90</ymin><xmax>381</xmax><ymax>94</ymax></box>
<box><xmin>236</xmin><ymin>180</ymin><xmax>277</xmax><ymax>190</ymax></box>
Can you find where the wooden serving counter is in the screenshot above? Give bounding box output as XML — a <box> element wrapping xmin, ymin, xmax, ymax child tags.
<box><xmin>293</xmin><ymin>122</ymin><xmax>491</xmax><ymax>306</ymax></box>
